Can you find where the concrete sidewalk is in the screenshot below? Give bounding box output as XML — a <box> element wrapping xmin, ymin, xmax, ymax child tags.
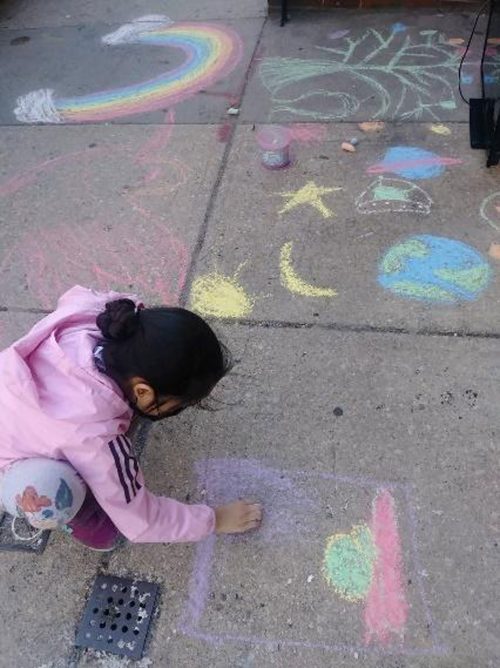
<box><xmin>0</xmin><ymin>1</ymin><xmax>498</xmax><ymax>666</ymax></box>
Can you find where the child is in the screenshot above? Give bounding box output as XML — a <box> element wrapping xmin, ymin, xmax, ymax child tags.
<box><xmin>0</xmin><ymin>286</ymin><xmax>262</xmax><ymax>550</ymax></box>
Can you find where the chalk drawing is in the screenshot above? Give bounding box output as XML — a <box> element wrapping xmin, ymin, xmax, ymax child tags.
<box><xmin>259</xmin><ymin>28</ymin><xmax>460</xmax><ymax>121</ymax></box>
<box><xmin>181</xmin><ymin>458</ymin><xmax>446</xmax><ymax>656</ymax></box>
<box><xmin>287</xmin><ymin>123</ymin><xmax>328</xmax><ymax>144</ymax></box>
<box><xmin>480</xmin><ymin>191</ymin><xmax>500</xmax><ymax>231</ymax></box>
<box><xmin>328</xmin><ymin>30</ymin><xmax>350</xmax><ymax>40</ymax></box>
<box><xmin>0</xmin><ymin>112</ymin><xmax>190</xmax><ymax>307</ymax></box>
<box><xmin>428</xmin><ymin>123</ymin><xmax>451</xmax><ymax>136</ymax></box>
<box><xmin>378</xmin><ymin>235</ymin><xmax>491</xmax><ymax>303</ymax></box>
<box><xmin>324</xmin><ymin>524</ymin><xmax>376</xmax><ymax>601</ymax></box>
<box><xmin>324</xmin><ymin>489</ymin><xmax>408</xmax><ymax>646</ymax></box>
<box><xmin>189</xmin><ymin>269</ymin><xmax>255</xmax><ymax>319</ymax></box>
<box><xmin>280</xmin><ymin>241</ymin><xmax>337</xmax><ymax>298</ymax></box>
<box><xmin>367</xmin><ymin>147</ymin><xmax>462</xmax><ymax>180</ymax></box>
<box><xmin>460</xmin><ymin>72</ymin><xmax>474</xmax><ymax>85</ymax></box>
<box><xmin>1</xmin><ymin>218</ymin><xmax>187</xmax><ymax>310</ymax></box>
<box><xmin>364</xmin><ymin>489</ymin><xmax>408</xmax><ymax>646</ymax></box>
<box><xmin>277</xmin><ymin>181</ymin><xmax>342</xmax><ymax>217</ymax></box>
<box><xmin>14</xmin><ymin>16</ymin><xmax>242</xmax><ymax>123</ymax></box>
<box><xmin>391</xmin><ymin>23</ymin><xmax>407</xmax><ymax>34</ymax></box>
<box><xmin>355</xmin><ymin>177</ymin><xmax>432</xmax><ymax>215</ymax></box>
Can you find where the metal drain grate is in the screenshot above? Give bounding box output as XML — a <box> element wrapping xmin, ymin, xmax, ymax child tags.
<box><xmin>0</xmin><ymin>512</ymin><xmax>50</xmax><ymax>553</ymax></box>
<box><xmin>76</xmin><ymin>575</ymin><xmax>159</xmax><ymax>659</ymax></box>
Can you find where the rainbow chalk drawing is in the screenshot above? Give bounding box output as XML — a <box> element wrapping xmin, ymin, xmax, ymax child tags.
<box><xmin>280</xmin><ymin>241</ymin><xmax>337</xmax><ymax>298</ymax></box>
<box><xmin>277</xmin><ymin>181</ymin><xmax>342</xmax><ymax>218</ymax></box>
<box><xmin>14</xmin><ymin>15</ymin><xmax>243</xmax><ymax>123</ymax></box>
<box><xmin>378</xmin><ymin>235</ymin><xmax>491</xmax><ymax>304</ymax></box>
<box><xmin>480</xmin><ymin>191</ymin><xmax>500</xmax><ymax>231</ymax></box>
<box><xmin>189</xmin><ymin>269</ymin><xmax>255</xmax><ymax>319</ymax></box>
<box><xmin>260</xmin><ymin>28</ymin><xmax>461</xmax><ymax>121</ymax></box>
<box><xmin>181</xmin><ymin>458</ymin><xmax>446</xmax><ymax>656</ymax></box>
<box><xmin>324</xmin><ymin>489</ymin><xmax>408</xmax><ymax>646</ymax></box>
<box><xmin>367</xmin><ymin>147</ymin><xmax>462</xmax><ymax>180</ymax></box>
<box><xmin>356</xmin><ymin>177</ymin><xmax>432</xmax><ymax>215</ymax></box>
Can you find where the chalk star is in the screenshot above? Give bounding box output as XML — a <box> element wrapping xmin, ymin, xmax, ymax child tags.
<box><xmin>277</xmin><ymin>181</ymin><xmax>342</xmax><ymax>218</ymax></box>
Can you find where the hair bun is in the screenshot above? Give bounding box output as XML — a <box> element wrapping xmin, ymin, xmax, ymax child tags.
<box><xmin>96</xmin><ymin>298</ymin><xmax>140</xmax><ymax>341</ymax></box>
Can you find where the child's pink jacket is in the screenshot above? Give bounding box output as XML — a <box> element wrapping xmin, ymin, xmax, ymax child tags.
<box><xmin>0</xmin><ymin>286</ymin><xmax>215</xmax><ymax>543</ymax></box>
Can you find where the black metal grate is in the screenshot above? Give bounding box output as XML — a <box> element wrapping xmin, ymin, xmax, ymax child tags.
<box><xmin>76</xmin><ymin>575</ymin><xmax>159</xmax><ymax>659</ymax></box>
<box><xmin>0</xmin><ymin>511</ymin><xmax>50</xmax><ymax>553</ymax></box>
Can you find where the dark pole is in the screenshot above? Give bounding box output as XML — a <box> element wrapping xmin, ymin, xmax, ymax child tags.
<box><xmin>281</xmin><ymin>0</ymin><xmax>288</xmax><ymax>26</ymax></box>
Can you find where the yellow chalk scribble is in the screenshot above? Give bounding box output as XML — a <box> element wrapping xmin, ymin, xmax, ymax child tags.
<box><xmin>280</xmin><ymin>241</ymin><xmax>337</xmax><ymax>298</ymax></box>
<box><xmin>429</xmin><ymin>123</ymin><xmax>451</xmax><ymax>136</ymax></box>
<box><xmin>277</xmin><ymin>181</ymin><xmax>341</xmax><ymax>218</ymax></box>
<box><xmin>190</xmin><ymin>271</ymin><xmax>255</xmax><ymax>318</ymax></box>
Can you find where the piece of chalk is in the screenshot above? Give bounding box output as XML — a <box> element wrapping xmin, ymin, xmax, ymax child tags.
<box><xmin>227</xmin><ymin>107</ymin><xmax>240</xmax><ymax>116</ymax></box>
<box><xmin>341</xmin><ymin>142</ymin><xmax>356</xmax><ymax>152</ymax></box>
<box><xmin>350</xmin><ymin>137</ymin><xmax>359</xmax><ymax>146</ymax></box>
<box><xmin>358</xmin><ymin>121</ymin><xmax>385</xmax><ymax>133</ymax></box>
<box><xmin>488</xmin><ymin>242</ymin><xmax>500</xmax><ymax>260</ymax></box>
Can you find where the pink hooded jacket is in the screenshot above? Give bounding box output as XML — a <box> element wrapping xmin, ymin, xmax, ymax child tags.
<box><xmin>0</xmin><ymin>286</ymin><xmax>215</xmax><ymax>543</ymax></box>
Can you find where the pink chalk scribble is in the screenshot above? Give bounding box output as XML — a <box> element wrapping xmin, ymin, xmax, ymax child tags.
<box><xmin>287</xmin><ymin>123</ymin><xmax>328</xmax><ymax>144</ymax></box>
<box><xmin>2</xmin><ymin>218</ymin><xmax>188</xmax><ymax>310</ymax></box>
<box><xmin>0</xmin><ymin>110</ymin><xmax>192</xmax><ymax>308</ymax></box>
<box><xmin>364</xmin><ymin>489</ymin><xmax>409</xmax><ymax>646</ymax></box>
<box><xmin>216</xmin><ymin>121</ymin><xmax>232</xmax><ymax>143</ymax></box>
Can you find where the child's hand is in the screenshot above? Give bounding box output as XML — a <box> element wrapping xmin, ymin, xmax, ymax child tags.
<box><xmin>214</xmin><ymin>500</ymin><xmax>262</xmax><ymax>534</ymax></box>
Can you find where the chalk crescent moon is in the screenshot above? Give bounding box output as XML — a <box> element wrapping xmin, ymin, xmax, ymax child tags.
<box><xmin>280</xmin><ymin>241</ymin><xmax>337</xmax><ymax>298</ymax></box>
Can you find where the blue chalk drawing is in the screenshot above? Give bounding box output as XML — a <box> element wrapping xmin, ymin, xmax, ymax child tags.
<box><xmin>260</xmin><ymin>28</ymin><xmax>461</xmax><ymax>121</ymax></box>
<box><xmin>378</xmin><ymin>235</ymin><xmax>492</xmax><ymax>303</ymax></box>
<box><xmin>42</xmin><ymin>509</ymin><xmax>54</xmax><ymax>518</ymax></box>
<box><xmin>368</xmin><ymin>146</ymin><xmax>461</xmax><ymax>180</ymax></box>
<box><xmin>55</xmin><ymin>479</ymin><xmax>73</xmax><ymax>511</ymax></box>
<box><xmin>391</xmin><ymin>23</ymin><xmax>407</xmax><ymax>34</ymax></box>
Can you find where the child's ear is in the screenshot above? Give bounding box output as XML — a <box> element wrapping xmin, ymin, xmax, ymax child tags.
<box><xmin>130</xmin><ymin>379</ymin><xmax>155</xmax><ymax>403</ymax></box>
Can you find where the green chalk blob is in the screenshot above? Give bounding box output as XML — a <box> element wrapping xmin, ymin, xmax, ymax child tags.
<box><xmin>389</xmin><ymin>280</ymin><xmax>456</xmax><ymax>302</ymax></box>
<box><xmin>435</xmin><ymin>265</ymin><xmax>491</xmax><ymax>292</ymax></box>
<box><xmin>323</xmin><ymin>524</ymin><xmax>376</xmax><ymax>601</ymax></box>
<box><xmin>373</xmin><ymin>185</ymin><xmax>409</xmax><ymax>202</ymax></box>
<box><xmin>439</xmin><ymin>100</ymin><xmax>457</xmax><ymax>109</ymax></box>
<box><xmin>380</xmin><ymin>238</ymin><xmax>428</xmax><ymax>274</ymax></box>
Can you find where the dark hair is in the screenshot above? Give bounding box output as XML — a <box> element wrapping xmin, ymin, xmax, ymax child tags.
<box><xmin>96</xmin><ymin>299</ymin><xmax>231</xmax><ymax>403</ymax></box>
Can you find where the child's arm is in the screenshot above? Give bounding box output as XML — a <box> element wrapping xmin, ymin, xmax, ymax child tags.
<box><xmin>64</xmin><ymin>435</ymin><xmax>260</xmax><ymax>542</ymax></box>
